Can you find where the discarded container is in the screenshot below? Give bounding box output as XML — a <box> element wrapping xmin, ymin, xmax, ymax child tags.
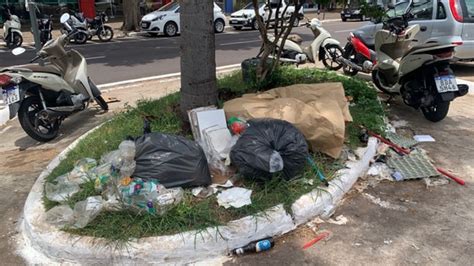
<box><xmin>45</xmin><ymin>181</ymin><xmax>80</xmax><ymax>203</ymax></box>
<box><xmin>45</xmin><ymin>205</ymin><xmax>74</xmax><ymax>228</ymax></box>
<box><xmin>216</xmin><ymin>187</ymin><xmax>252</xmax><ymax>209</ymax></box>
<box><xmin>72</xmin><ymin>196</ymin><xmax>104</xmax><ymax>229</ymax></box>
<box><xmin>232</xmin><ymin>237</ymin><xmax>275</xmax><ymax>255</ymax></box>
<box><xmin>227</xmin><ymin>117</ymin><xmax>248</xmax><ymax>135</ymax></box>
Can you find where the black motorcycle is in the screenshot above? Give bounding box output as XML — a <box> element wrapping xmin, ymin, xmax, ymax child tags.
<box><xmin>38</xmin><ymin>14</ymin><xmax>53</xmax><ymax>46</ymax></box>
<box><xmin>87</xmin><ymin>12</ymin><xmax>113</xmax><ymax>42</ymax></box>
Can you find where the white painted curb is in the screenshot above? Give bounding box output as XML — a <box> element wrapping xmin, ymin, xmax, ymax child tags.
<box><xmin>16</xmin><ymin>111</ymin><xmax>378</xmax><ymax>264</ymax></box>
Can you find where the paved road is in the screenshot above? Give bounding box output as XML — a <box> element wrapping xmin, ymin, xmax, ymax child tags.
<box><xmin>0</xmin><ymin>21</ymin><xmax>366</xmax><ymax>85</ymax></box>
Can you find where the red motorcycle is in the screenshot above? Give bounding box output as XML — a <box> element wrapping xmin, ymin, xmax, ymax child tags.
<box><xmin>339</xmin><ymin>31</ymin><xmax>377</xmax><ymax>76</ymax></box>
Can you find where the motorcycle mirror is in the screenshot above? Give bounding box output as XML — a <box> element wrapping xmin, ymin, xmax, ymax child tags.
<box><xmin>12</xmin><ymin>47</ymin><xmax>26</xmax><ymax>56</ymax></box>
<box><xmin>60</xmin><ymin>13</ymin><xmax>70</xmax><ymax>24</ymax></box>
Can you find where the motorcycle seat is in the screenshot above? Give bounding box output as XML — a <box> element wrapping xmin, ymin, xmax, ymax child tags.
<box><xmin>287</xmin><ymin>34</ymin><xmax>303</xmax><ymax>45</ymax></box>
<box><xmin>353</xmin><ymin>31</ymin><xmax>375</xmax><ymax>50</ymax></box>
<box><xmin>20</xmin><ymin>64</ymin><xmax>62</xmax><ymax>76</ymax></box>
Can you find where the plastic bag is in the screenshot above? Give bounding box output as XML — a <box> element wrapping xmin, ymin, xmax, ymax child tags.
<box><xmin>101</xmin><ymin>140</ymin><xmax>136</xmax><ymax>178</ymax></box>
<box><xmin>230</xmin><ymin>119</ymin><xmax>309</xmax><ymax>181</ymax></box>
<box><xmin>72</xmin><ymin>196</ymin><xmax>104</xmax><ymax>229</ymax></box>
<box><xmin>91</xmin><ymin>163</ymin><xmax>114</xmax><ymax>192</ymax></box>
<box><xmin>132</xmin><ymin>133</ymin><xmax>212</xmax><ymax>188</ymax></box>
<box><xmin>45</xmin><ymin>181</ymin><xmax>80</xmax><ymax>202</ymax></box>
<box><xmin>45</xmin><ymin>205</ymin><xmax>74</xmax><ymax>228</ymax></box>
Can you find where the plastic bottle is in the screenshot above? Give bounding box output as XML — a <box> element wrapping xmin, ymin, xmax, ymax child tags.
<box><xmin>232</xmin><ymin>238</ymin><xmax>274</xmax><ymax>255</ymax></box>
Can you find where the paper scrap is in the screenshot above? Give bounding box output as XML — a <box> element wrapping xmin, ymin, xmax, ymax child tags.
<box><xmin>413</xmin><ymin>135</ymin><xmax>435</xmax><ymax>142</ymax></box>
<box><xmin>216</xmin><ymin>187</ymin><xmax>252</xmax><ymax>209</ymax></box>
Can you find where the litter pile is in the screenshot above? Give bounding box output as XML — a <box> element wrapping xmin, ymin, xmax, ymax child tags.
<box><xmin>44</xmin><ymin>83</ymin><xmax>355</xmax><ymax>230</ymax></box>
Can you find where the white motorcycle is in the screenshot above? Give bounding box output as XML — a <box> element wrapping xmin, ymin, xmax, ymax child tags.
<box><xmin>3</xmin><ymin>12</ymin><xmax>23</xmax><ymax>49</ymax></box>
<box><xmin>60</xmin><ymin>11</ymin><xmax>89</xmax><ymax>44</ymax></box>
<box><xmin>372</xmin><ymin>6</ymin><xmax>468</xmax><ymax>122</ymax></box>
<box><xmin>271</xmin><ymin>18</ymin><xmax>343</xmax><ymax>70</ymax></box>
<box><xmin>0</xmin><ymin>13</ymin><xmax>108</xmax><ymax>142</ymax></box>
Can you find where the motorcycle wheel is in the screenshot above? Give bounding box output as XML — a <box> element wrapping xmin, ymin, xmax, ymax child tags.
<box><xmin>7</xmin><ymin>32</ymin><xmax>23</xmax><ymax>49</ymax></box>
<box><xmin>98</xmin><ymin>26</ymin><xmax>114</xmax><ymax>42</ymax></box>
<box><xmin>422</xmin><ymin>101</ymin><xmax>450</xmax><ymax>122</ymax></box>
<box><xmin>342</xmin><ymin>46</ymin><xmax>359</xmax><ymax>76</ymax></box>
<box><xmin>18</xmin><ymin>96</ymin><xmax>60</xmax><ymax>142</ymax></box>
<box><xmin>322</xmin><ymin>44</ymin><xmax>343</xmax><ymax>71</ymax></box>
<box><xmin>74</xmin><ymin>32</ymin><xmax>88</xmax><ymax>44</ymax></box>
<box><xmin>95</xmin><ymin>95</ymin><xmax>109</xmax><ymax>111</ymax></box>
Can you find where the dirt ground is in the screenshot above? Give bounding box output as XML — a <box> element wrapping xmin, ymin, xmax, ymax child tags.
<box><xmin>1</xmin><ymin>73</ymin><xmax>473</xmax><ymax>265</ymax></box>
<box><xmin>228</xmin><ymin>94</ymin><xmax>474</xmax><ymax>265</ymax></box>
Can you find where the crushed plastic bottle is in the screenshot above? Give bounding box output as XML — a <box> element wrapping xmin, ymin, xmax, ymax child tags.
<box><xmin>45</xmin><ymin>181</ymin><xmax>80</xmax><ymax>202</ymax></box>
<box><xmin>72</xmin><ymin>196</ymin><xmax>104</xmax><ymax>229</ymax></box>
<box><xmin>45</xmin><ymin>205</ymin><xmax>74</xmax><ymax>228</ymax></box>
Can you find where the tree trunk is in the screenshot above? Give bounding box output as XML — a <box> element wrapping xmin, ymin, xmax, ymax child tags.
<box><xmin>179</xmin><ymin>0</ymin><xmax>217</xmax><ymax>120</ymax></box>
<box><xmin>122</xmin><ymin>0</ymin><xmax>140</xmax><ymax>31</ymax></box>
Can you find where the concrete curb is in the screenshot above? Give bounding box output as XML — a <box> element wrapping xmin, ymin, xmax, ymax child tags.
<box><xmin>16</xmin><ymin>110</ymin><xmax>378</xmax><ymax>264</ymax></box>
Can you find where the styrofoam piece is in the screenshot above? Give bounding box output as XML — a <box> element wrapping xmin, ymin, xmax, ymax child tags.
<box><xmin>16</xmin><ymin>120</ymin><xmax>377</xmax><ymax>264</ymax></box>
<box><xmin>291</xmin><ymin>137</ymin><xmax>378</xmax><ymax>225</ymax></box>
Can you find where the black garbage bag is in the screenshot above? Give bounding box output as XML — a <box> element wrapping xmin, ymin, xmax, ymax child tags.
<box><xmin>230</xmin><ymin>118</ymin><xmax>309</xmax><ymax>181</ymax></box>
<box><xmin>132</xmin><ymin>133</ymin><xmax>212</xmax><ymax>188</ymax></box>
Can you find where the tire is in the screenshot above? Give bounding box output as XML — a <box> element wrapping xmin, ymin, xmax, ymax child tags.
<box><xmin>95</xmin><ymin>95</ymin><xmax>109</xmax><ymax>111</ymax></box>
<box><xmin>7</xmin><ymin>32</ymin><xmax>23</xmax><ymax>49</ymax></box>
<box><xmin>98</xmin><ymin>25</ymin><xmax>114</xmax><ymax>42</ymax></box>
<box><xmin>322</xmin><ymin>44</ymin><xmax>343</xmax><ymax>71</ymax></box>
<box><xmin>214</xmin><ymin>19</ymin><xmax>225</xmax><ymax>33</ymax></box>
<box><xmin>292</xmin><ymin>18</ymin><xmax>300</xmax><ymax>27</ymax></box>
<box><xmin>18</xmin><ymin>96</ymin><xmax>60</xmax><ymax>142</ymax></box>
<box><xmin>422</xmin><ymin>101</ymin><xmax>450</xmax><ymax>122</ymax></box>
<box><xmin>74</xmin><ymin>32</ymin><xmax>88</xmax><ymax>44</ymax></box>
<box><xmin>164</xmin><ymin>21</ymin><xmax>178</xmax><ymax>37</ymax></box>
<box><xmin>342</xmin><ymin>47</ymin><xmax>359</xmax><ymax>76</ymax></box>
<box><xmin>342</xmin><ymin>17</ymin><xmax>347</xmax><ymax>22</ymax></box>
<box><xmin>252</xmin><ymin>18</ymin><xmax>259</xmax><ymax>30</ymax></box>
<box><xmin>233</xmin><ymin>26</ymin><xmax>242</xmax><ymax>30</ymax></box>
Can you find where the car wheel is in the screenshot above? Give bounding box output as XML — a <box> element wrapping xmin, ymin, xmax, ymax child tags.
<box><xmin>164</xmin><ymin>21</ymin><xmax>178</xmax><ymax>37</ymax></box>
<box><xmin>342</xmin><ymin>17</ymin><xmax>347</xmax><ymax>22</ymax></box>
<box><xmin>292</xmin><ymin>17</ymin><xmax>300</xmax><ymax>27</ymax></box>
<box><xmin>214</xmin><ymin>19</ymin><xmax>225</xmax><ymax>33</ymax></box>
<box><xmin>252</xmin><ymin>18</ymin><xmax>260</xmax><ymax>30</ymax></box>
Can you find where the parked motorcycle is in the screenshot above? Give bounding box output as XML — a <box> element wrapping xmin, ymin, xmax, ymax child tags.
<box><xmin>2</xmin><ymin>9</ymin><xmax>23</xmax><ymax>49</ymax></box>
<box><xmin>61</xmin><ymin>11</ymin><xmax>88</xmax><ymax>44</ymax></box>
<box><xmin>0</xmin><ymin>13</ymin><xmax>108</xmax><ymax>142</ymax></box>
<box><xmin>38</xmin><ymin>14</ymin><xmax>53</xmax><ymax>46</ymax></box>
<box><xmin>371</xmin><ymin>4</ymin><xmax>468</xmax><ymax>122</ymax></box>
<box><xmin>271</xmin><ymin>18</ymin><xmax>343</xmax><ymax>70</ymax></box>
<box><xmin>86</xmin><ymin>12</ymin><xmax>114</xmax><ymax>42</ymax></box>
<box><xmin>339</xmin><ymin>29</ymin><xmax>376</xmax><ymax>76</ymax></box>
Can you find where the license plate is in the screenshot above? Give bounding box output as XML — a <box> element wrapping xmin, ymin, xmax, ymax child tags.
<box><xmin>141</xmin><ymin>22</ymin><xmax>147</xmax><ymax>28</ymax></box>
<box><xmin>230</xmin><ymin>20</ymin><xmax>238</xmax><ymax>24</ymax></box>
<box><xmin>435</xmin><ymin>75</ymin><xmax>458</xmax><ymax>93</ymax></box>
<box><xmin>345</xmin><ymin>14</ymin><xmax>351</xmax><ymax>17</ymax></box>
<box><xmin>2</xmin><ymin>85</ymin><xmax>20</xmax><ymax>105</ymax></box>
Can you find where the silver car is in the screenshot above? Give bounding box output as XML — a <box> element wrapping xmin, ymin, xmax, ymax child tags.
<box><xmin>354</xmin><ymin>0</ymin><xmax>474</xmax><ymax>61</ymax></box>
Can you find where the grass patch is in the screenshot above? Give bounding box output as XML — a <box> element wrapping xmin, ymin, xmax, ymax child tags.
<box><xmin>45</xmin><ymin>66</ymin><xmax>385</xmax><ymax>241</ymax></box>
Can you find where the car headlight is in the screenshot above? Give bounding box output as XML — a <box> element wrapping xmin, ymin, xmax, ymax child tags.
<box><xmin>152</xmin><ymin>14</ymin><xmax>166</xmax><ymax>21</ymax></box>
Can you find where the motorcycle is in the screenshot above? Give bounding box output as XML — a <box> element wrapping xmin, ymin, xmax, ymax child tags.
<box><xmin>2</xmin><ymin>10</ymin><xmax>23</xmax><ymax>49</ymax></box>
<box><xmin>38</xmin><ymin>14</ymin><xmax>53</xmax><ymax>46</ymax></box>
<box><xmin>339</xmin><ymin>29</ymin><xmax>376</xmax><ymax>76</ymax></box>
<box><xmin>0</xmin><ymin>13</ymin><xmax>108</xmax><ymax>142</ymax></box>
<box><xmin>271</xmin><ymin>18</ymin><xmax>344</xmax><ymax>70</ymax></box>
<box><xmin>61</xmin><ymin>11</ymin><xmax>89</xmax><ymax>44</ymax></box>
<box><xmin>371</xmin><ymin>4</ymin><xmax>468</xmax><ymax>122</ymax></box>
<box><xmin>86</xmin><ymin>12</ymin><xmax>114</xmax><ymax>42</ymax></box>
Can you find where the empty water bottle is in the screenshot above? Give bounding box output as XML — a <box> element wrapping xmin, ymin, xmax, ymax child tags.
<box><xmin>232</xmin><ymin>237</ymin><xmax>275</xmax><ymax>255</ymax></box>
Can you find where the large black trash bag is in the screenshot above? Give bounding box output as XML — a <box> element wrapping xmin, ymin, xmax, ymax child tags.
<box><xmin>132</xmin><ymin>133</ymin><xmax>212</xmax><ymax>188</ymax></box>
<box><xmin>230</xmin><ymin>118</ymin><xmax>309</xmax><ymax>181</ymax></box>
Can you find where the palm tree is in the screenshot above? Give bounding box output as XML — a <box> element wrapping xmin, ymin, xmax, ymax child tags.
<box><xmin>179</xmin><ymin>0</ymin><xmax>218</xmax><ymax>120</ymax></box>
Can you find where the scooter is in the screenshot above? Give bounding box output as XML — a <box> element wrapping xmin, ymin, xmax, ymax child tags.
<box><xmin>38</xmin><ymin>14</ymin><xmax>53</xmax><ymax>46</ymax></box>
<box><xmin>372</xmin><ymin>5</ymin><xmax>468</xmax><ymax>122</ymax></box>
<box><xmin>2</xmin><ymin>9</ymin><xmax>23</xmax><ymax>49</ymax></box>
<box><xmin>0</xmin><ymin>13</ymin><xmax>108</xmax><ymax>142</ymax></box>
<box><xmin>271</xmin><ymin>18</ymin><xmax>344</xmax><ymax>70</ymax></box>
<box><xmin>60</xmin><ymin>11</ymin><xmax>88</xmax><ymax>44</ymax></box>
<box><xmin>339</xmin><ymin>29</ymin><xmax>376</xmax><ymax>76</ymax></box>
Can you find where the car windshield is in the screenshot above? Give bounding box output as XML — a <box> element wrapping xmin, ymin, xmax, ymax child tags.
<box><xmin>386</xmin><ymin>1</ymin><xmax>409</xmax><ymax>17</ymax></box>
<box><xmin>243</xmin><ymin>2</ymin><xmax>265</xmax><ymax>9</ymax></box>
<box><xmin>158</xmin><ymin>1</ymin><xmax>179</xmax><ymax>11</ymax></box>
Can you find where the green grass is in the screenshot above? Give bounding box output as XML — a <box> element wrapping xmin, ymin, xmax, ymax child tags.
<box><xmin>45</xmin><ymin>66</ymin><xmax>385</xmax><ymax>241</ymax></box>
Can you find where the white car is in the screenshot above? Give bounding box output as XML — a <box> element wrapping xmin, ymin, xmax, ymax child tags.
<box><xmin>140</xmin><ymin>1</ymin><xmax>226</xmax><ymax>37</ymax></box>
<box><xmin>230</xmin><ymin>1</ymin><xmax>304</xmax><ymax>30</ymax></box>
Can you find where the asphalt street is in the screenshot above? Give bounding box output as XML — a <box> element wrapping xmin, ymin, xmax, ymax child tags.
<box><xmin>0</xmin><ymin>20</ymin><xmax>366</xmax><ymax>85</ymax></box>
